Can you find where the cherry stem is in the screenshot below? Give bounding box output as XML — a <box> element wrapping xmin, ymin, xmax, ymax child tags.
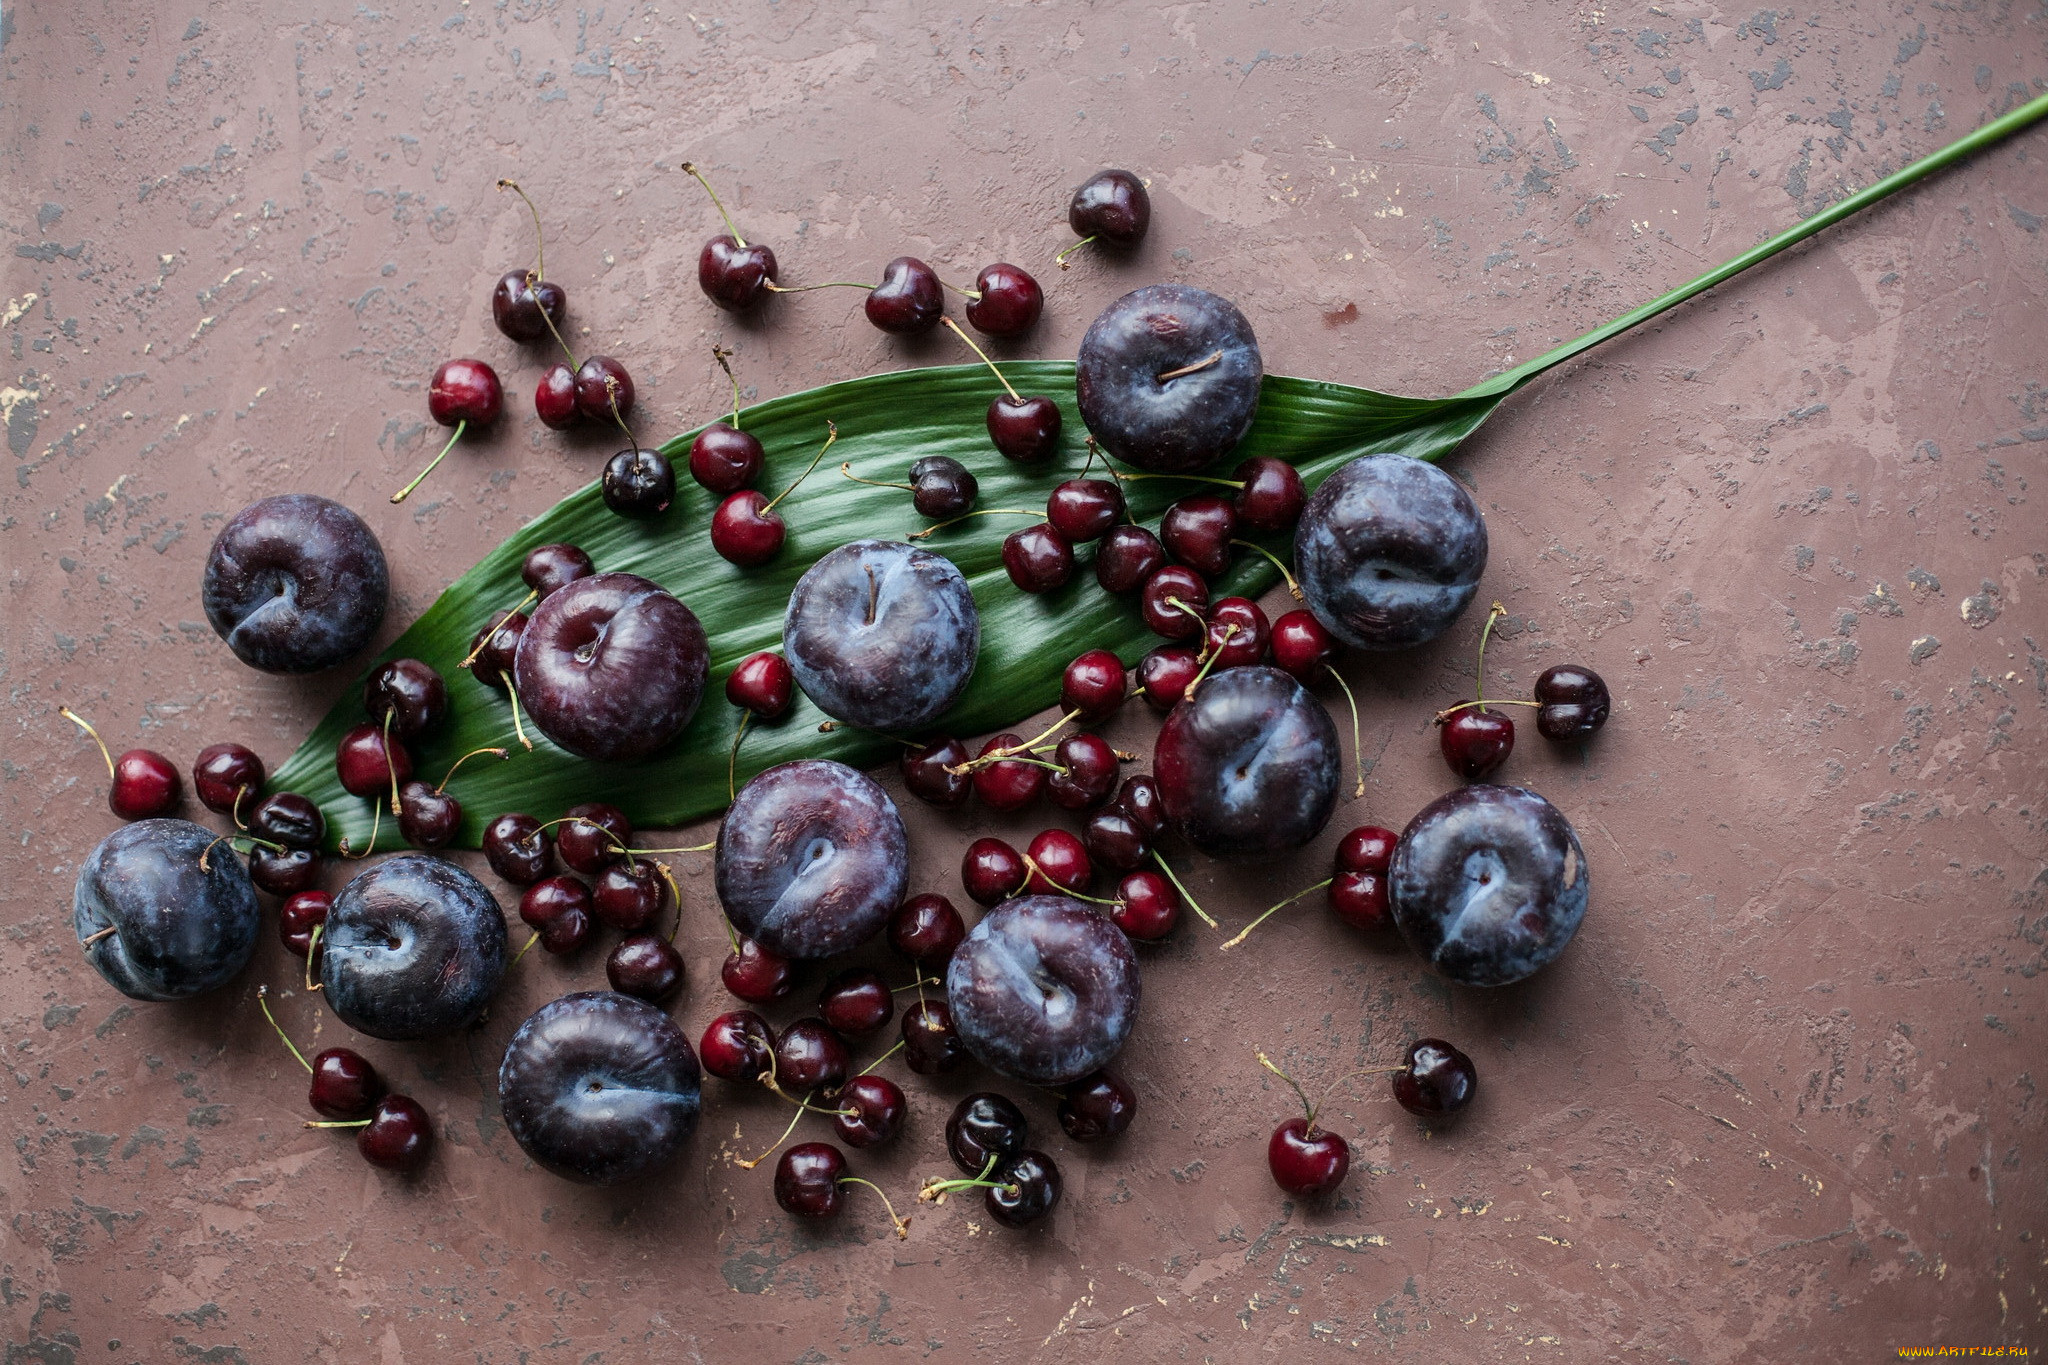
<box><xmin>1436</xmin><ymin>697</ymin><xmax>1539</xmax><ymax>722</ymax></box>
<box><xmin>256</xmin><ymin>984</ymin><xmax>313</xmax><ymax>1074</ymax></box>
<box><xmin>1311</xmin><ymin>1065</ymin><xmax>1411</xmax><ymax>1125</ymax></box>
<box><xmin>458</xmin><ymin>592</ymin><xmax>539</xmax><ymax>669</ymax></box>
<box><xmin>841</xmin><ymin>1176</ymin><xmax>912</xmax><ymax>1239</ymax></box>
<box><xmin>1187</xmin><ymin>624</ymin><xmax>1239</xmax><ymax>692</ymax></box>
<box><xmin>950</xmin><ymin>709</ymin><xmax>1080</xmax><ymax>775</ymax></box>
<box><xmin>939</xmin><ymin>317</ymin><xmax>1020</xmax><ymax>402</ymax></box>
<box><xmin>1220</xmin><ymin>877</ymin><xmax>1335</xmax><ymax>951</ymax></box>
<box><xmin>382</xmin><ymin>711</ymin><xmax>403</xmax><ymax>816</ymax></box>
<box><xmin>495</xmin><ymin>178</ymin><xmax>547</xmax><ymax>284</ymax></box>
<box><xmin>505</xmin><ymin>682</ymin><xmax>534</xmax><ymax>752</ymax></box>
<box><xmin>920</xmin><ymin>1155</ymin><xmax>1015</xmax><ymax>1203</ymax></box>
<box><xmin>760</xmin><ymin>421</ymin><xmax>837</xmax><ymax>516</ymax></box>
<box><xmin>231</xmin><ymin>785</ymin><xmax>251</xmax><ymax>831</ymax></box>
<box><xmin>602</xmin><ymin>375</ymin><xmax>635</xmax><ymax>446</ymax></box>
<box><xmin>200</xmin><ymin>832</ymin><xmax>285</xmax><ymax>872</ymax></box>
<box><xmin>728</xmin><ymin>710</ymin><xmax>751</xmax><ymax>804</ymax></box>
<box><xmin>390</xmin><ymin>420</ymin><xmax>466</xmax><ymax>505</ymax></box>
<box><xmin>1323</xmin><ymin>665</ymin><xmax>1366</xmax><ymax>799</ymax></box>
<box><xmin>1151</xmin><ymin>851</ymin><xmax>1215</xmax><ymax>927</ymax></box>
<box><xmin>1020</xmin><ymin>857</ymin><xmax>1118</xmax><ymax>906</ymax></box>
<box><xmin>533</xmin><ymin>272</ymin><xmax>581</xmax><ymax>369</ymax></box>
<box><xmin>1157</xmin><ymin>350</ymin><xmax>1223</xmax><ymax>383</ymax></box>
<box><xmin>888</xmin><ymin>979</ymin><xmax>939</xmax><ymax>995</ymax></box>
<box><xmin>1080</xmin><ymin>437</ymin><xmax>1101</xmax><ymax>478</ymax></box>
<box><xmin>1475</xmin><ymin>601</ymin><xmax>1506</xmax><ymax>705</ymax></box>
<box><xmin>82</xmin><ymin>925</ymin><xmax>118</xmax><ymax>947</ymax></box>
<box><xmin>762</xmin><ymin>280</ymin><xmax>874</xmax><ymax>293</ymax></box>
<box><xmin>1256</xmin><ymin>1051</ymin><xmax>1315</xmax><ymax>1126</ymax></box>
<box><xmin>907</xmin><ymin>508</ymin><xmax>1038</xmax><ymax>540</ymax></box>
<box><xmin>735</xmin><ymin>1094</ymin><xmax>812</xmax><ymax>1169</ymax></box>
<box><xmin>652</xmin><ymin>861</ymin><xmax>684</xmax><ymax>941</ymax></box>
<box><xmin>304</xmin><ymin>924</ymin><xmax>323</xmax><ymax>992</ymax></box>
<box><xmin>1232</xmin><ymin>539</ymin><xmax>1303</xmax><ymax>599</ymax></box>
<box><xmin>1054</xmin><ymin>235</ymin><xmax>1096</xmax><ymax>270</ymax></box>
<box><xmin>60</xmin><ymin>707</ymin><xmax>119</xmax><ymax>780</ymax></box>
<box><xmin>839</xmin><ymin>462</ymin><xmax>914</xmax><ymax>494</ymax></box>
<box><xmin>438</xmin><ymin>747</ymin><xmax>510</xmax><ymax>793</ymax></box>
<box><xmin>679</xmin><ymin>161</ymin><xmax>747</xmax><ymax>248</ymax></box>
<box><xmin>1111</xmin><ymin>470</ymin><xmax>1244</xmax><ymax>491</ymax></box>
<box><xmin>511</xmin><ymin>931</ymin><xmax>540</xmax><ymax>967</ymax></box>
<box><xmin>305</xmin><ymin>1118</ymin><xmax>372</xmax><ymax>1130</ymax></box>
<box><xmin>939</xmin><ymin>277</ymin><xmax>980</xmax><ymax>301</ymax></box>
<box><xmin>340</xmin><ymin>799</ymin><xmax>383</xmax><ymax>859</ymax></box>
<box><xmin>711</xmin><ymin>344</ymin><xmax>743</xmax><ymax>429</ymax></box>
<box><xmin>722</xmin><ymin>915</ymin><xmax>743</xmax><ymax>956</ymax></box>
<box><xmin>860</xmin><ymin>1037</ymin><xmax>907</xmax><ymax>1072</ymax></box>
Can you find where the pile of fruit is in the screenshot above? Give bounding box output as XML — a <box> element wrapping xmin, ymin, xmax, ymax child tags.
<box><xmin>65</xmin><ymin>165</ymin><xmax>1610</xmax><ymax>1233</ymax></box>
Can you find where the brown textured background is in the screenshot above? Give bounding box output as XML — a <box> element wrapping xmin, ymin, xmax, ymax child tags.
<box><xmin>3</xmin><ymin>2</ymin><xmax>2044</xmax><ymax>1360</ymax></box>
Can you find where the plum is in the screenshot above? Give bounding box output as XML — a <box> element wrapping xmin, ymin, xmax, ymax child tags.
<box><xmin>1154</xmin><ymin>665</ymin><xmax>1341</xmax><ymax>861</ymax></box>
<box><xmin>1075</xmin><ymin>285</ymin><xmax>1262</xmax><ymax>474</ymax></box>
<box><xmin>513</xmin><ymin>572</ymin><xmax>709</xmax><ymax>763</ymax></box>
<box><xmin>946</xmin><ymin>895</ymin><xmax>1139</xmax><ymax>1086</ymax></box>
<box><xmin>1389</xmin><ymin>784</ymin><xmax>1589</xmax><ymax>987</ymax></box>
<box><xmin>201</xmin><ymin>494</ymin><xmax>388</xmax><ymax>674</ymax></box>
<box><xmin>75</xmin><ymin>819</ymin><xmax>261</xmax><ymax>1001</ymax></box>
<box><xmin>783</xmin><ymin>540</ymin><xmax>979</xmax><ymax>733</ymax></box>
<box><xmin>1294</xmin><ymin>454</ymin><xmax>1487</xmax><ymax>651</ymax></box>
<box><xmin>321</xmin><ymin>855</ymin><xmax>508</xmax><ymax>1040</ymax></box>
<box><xmin>716</xmin><ymin>760</ymin><xmax>909</xmax><ymax>960</ymax></box>
<box><xmin>498</xmin><ymin>991</ymin><xmax>701</xmax><ymax>1185</ymax></box>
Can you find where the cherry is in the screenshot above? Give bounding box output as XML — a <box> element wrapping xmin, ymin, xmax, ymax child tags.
<box><xmin>363</xmin><ymin>659</ymin><xmax>448</xmax><ymax>739</ymax></box>
<box><xmin>908</xmin><ymin>456</ymin><xmax>977</xmax><ymax>518</ymax></box>
<box><xmin>774</xmin><ymin>1142</ymin><xmax>846</xmax><ymax>1218</ymax></box>
<box><xmin>491</xmin><ymin>180</ymin><xmax>568</xmax><ymax>342</ymax></box>
<box><xmin>987</xmin><ymin>396</ymin><xmax>1063</xmax><ymax>463</ymax></box>
<box><xmin>818</xmin><ymin>969</ymin><xmax>894</xmax><ymax>1037</ymax></box>
<box><xmin>1110</xmin><ymin>870</ymin><xmax>1179</xmax><ymax>941</ymax></box>
<box><xmin>964</xmin><ymin>262</ymin><xmax>1043</xmax><ymax>336</ymax></box>
<box><xmin>970</xmin><ymin>734</ymin><xmax>1045</xmax><ymax>812</ymax></box>
<box><xmin>1061</xmin><ymin>649</ymin><xmax>1128</xmax><ymax>722</ymax></box>
<box><xmin>1437</xmin><ymin>602</ymin><xmax>1514</xmax><ymax>780</ymax></box>
<box><xmin>1140</xmin><ymin>565</ymin><xmax>1208</xmax><ymax>640</ymax></box>
<box><xmin>773</xmin><ymin>1018</ymin><xmax>850</xmax><ymax>1095</ymax></box>
<box><xmin>396</xmin><ymin>781</ymin><xmax>461</xmax><ymax>849</ymax></box>
<box><xmin>1232</xmin><ymin>457</ymin><xmax>1307</xmax><ymax>532</ymax></box>
<box><xmin>249</xmin><ymin>846</ymin><xmax>319</xmax><ymax>897</ymax></box>
<box><xmin>535</xmin><ymin>364</ymin><xmax>580</xmax><ymax>429</ymax></box>
<box><xmin>1137</xmin><ymin>644</ymin><xmax>1201</xmax><ymax>711</ymax></box>
<box><xmin>310</xmin><ymin>1048</ymin><xmax>382</xmax><ymax>1121</ymax></box>
<box><xmin>558</xmin><ymin>802</ymin><xmax>630</xmax><ymax>875</ymax></box>
<box><xmin>335</xmin><ymin>723</ymin><xmax>411</xmax><ymax>802</ymax></box>
<box><xmin>1338</xmin><ymin>825</ymin><xmax>1397</xmax><ymax>871</ymax></box>
<box><xmin>962</xmin><ymin>836</ymin><xmax>1026</xmax><ymax>906</ymax></box>
<box><xmin>1095</xmin><ymin>524</ymin><xmax>1166</xmax><ymax>594</ymax></box>
<box><xmin>1001</xmin><ymin>524</ymin><xmax>1074</xmax><ymax>593</ymax></box>
<box><xmin>1047</xmin><ymin>733</ymin><xmax>1118</xmax><ymax>811</ymax></box>
<box><xmin>522</xmin><ymin>543</ymin><xmax>594</xmax><ymax>601</ymax></box>
<box><xmin>1024</xmin><ymin>829</ymin><xmax>1092</xmax><ymax>895</ymax></box>
<box><xmin>63</xmin><ymin>711</ymin><xmax>180</xmax><ymax>821</ymax></box>
<box><xmin>1203</xmin><ymin>597</ymin><xmax>1272</xmax><ymax>671</ymax></box>
<box><xmin>711</xmin><ymin>422</ymin><xmax>836</xmax><ymax>567</ymax></box>
<box><xmin>1328</xmin><ymin>824</ymin><xmax>1397</xmax><ymax>931</ymax></box>
<box><xmin>353</xmin><ymin>1094</ymin><xmax>434</xmax><ymax>1173</ymax></box>
<box><xmin>1058</xmin><ymin>1070</ymin><xmax>1136</xmax><ymax>1142</ymax></box>
<box><xmin>574</xmin><ymin>356</ymin><xmax>635</xmax><ymax>424</ymax></box>
<box><xmin>699</xmin><ymin>1010</ymin><xmax>776</xmax><ymax>1082</ymax></box>
<box><xmin>1393</xmin><ymin>1038</ymin><xmax>1477</xmax><ymax>1119</ymax></box>
<box><xmin>1083</xmin><ymin>807</ymin><xmax>1150</xmax><ymax>874</ymax></box>
<box><xmin>726</xmin><ymin>651</ymin><xmax>795</xmax><ymax>719</ymax></box>
<box><xmin>192</xmin><ymin>742</ymin><xmax>263</xmax><ymax>818</ymax></box>
<box><xmin>606</xmin><ymin>934</ymin><xmax>685</xmax><ymax>1004</ymax></box>
<box><xmin>1270</xmin><ymin>608</ymin><xmax>1337</xmax><ymax>684</ymax></box>
<box><xmin>1161</xmin><ymin>495</ymin><xmax>1237</xmax><ymax>577</ymax></box>
<box><xmin>1534</xmin><ymin>664</ymin><xmax>1611</xmax><ymax>741</ymax></box>
<box><xmin>602</xmin><ymin>448</ymin><xmax>676</xmax><ymax>519</ymax></box>
<box><xmin>1066</xmin><ymin>170</ymin><xmax>1151</xmax><ymax>253</ymax></box>
<box><xmin>683</xmin><ymin>162</ymin><xmax>780</xmax><ymax>310</ymax></box>
<box><xmin>834</xmin><ymin>1074</ymin><xmax>907</xmax><ymax>1148</ymax></box>
<box><xmin>900</xmin><ymin>736</ymin><xmax>971</xmax><ymax>807</ymax></box>
<box><xmin>592</xmin><ymin>860</ymin><xmax>668</xmax><ymax>933</ymax></box>
<box><xmin>889</xmin><ymin>893</ymin><xmax>966</xmax><ymax>967</ymax></box>
<box><xmin>1046</xmin><ymin>478</ymin><xmax>1124</xmax><ymax>543</ymax></box>
<box><xmin>519</xmin><ymin>875</ymin><xmax>594</xmax><ymax>955</ymax></box>
<box><xmin>866</xmin><ymin>256</ymin><xmax>944</xmax><ymax>334</ymax></box>
<box><xmin>250</xmin><ymin>792</ymin><xmax>324</xmax><ymax>850</ymax></box>
<box><xmin>985</xmin><ymin>1150</ymin><xmax>1062</xmax><ymax>1227</ymax></box>
<box><xmin>482</xmin><ymin>812</ymin><xmax>553</xmax><ymax>885</ymax></box>
<box><xmin>902</xmin><ymin>998</ymin><xmax>966</xmax><ymax>1075</ymax></box>
<box><xmin>690</xmin><ymin>423</ymin><xmax>765</xmax><ymax>494</ymax></box>
<box><xmin>391</xmin><ymin>359</ymin><xmax>502</xmax><ymax>503</ymax></box>
<box><xmin>278</xmin><ymin>890</ymin><xmax>330</xmax><ymax>957</ymax></box>
<box><xmin>1116</xmin><ymin>774</ymin><xmax>1167</xmax><ymax>839</ymax></box>
<box><xmin>723</xmin><ymin>936</ymin><xmax>795</xmax><ymax>1004</ymax></box>
<box><xmin>466</xmin><ymin>610</ymin><xmax>526</xmax><ymax>692</ymax></box>
<box><xmin>946</xmin><ymin>1093</ymin><xmax>1027</xmax><ymax>1173</ymax></box>
<box><xmin>1268</xmin><ymin>1116</ymin><xmax>1348</xmax><ymax>1200</ymax></box>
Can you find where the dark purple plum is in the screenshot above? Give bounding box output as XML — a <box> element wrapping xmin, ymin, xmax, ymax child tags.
<box><xmin>74</xmin><ymin>819</ymin><xmax>261</xmax><ymax>1001</ymax></box>
<box><xmin>1389</xmin><ymin>784</ymin><xmax>1589</xmax><ymax>987</ymax></box>
<box><xmin>1154</xmin><ymin>666</ymin><xmax>1340</xmax><ymax>861</ymax></box>
<box><xmin>320</xmin><ymin>855</ymin><xmax>508</xmax><ymax>1040</ymax></box>
<box><xmin>946</xmin><ymin>895</ymin><xmax>1139</xmax><ymax>1086</ymax></box>
<box><xmin>1294</xmin><ymin>454</ymin><xmax>1488</xmax><ymax>651</ymax></box>
<box><xmin>498</xmin><ymin>991</ymin><xmax>701</xmax><ymax>1185</ymax></box>
<box><xmin>201</xmin><ymin>494</ymin><xmax>388</xmax><ymax>674</ymax></box>
<box><xmin>782</xmin><ymin>540</ymin><xmax>978</xmax><ymax>733</ymax></box>
<box><xmin>513</xmin><ymin>573</ymin><xmax>709</xmax><ymax>763</ymax></box>
<box><xmin>1075</xmin><ymin>285</ymin><xmax>1262</xmax><ymax>474</ymax></box>
<box><xmin>715</xmin><ymin>760</ymin><xmax>909</xmax><ymax>960</ymax></box>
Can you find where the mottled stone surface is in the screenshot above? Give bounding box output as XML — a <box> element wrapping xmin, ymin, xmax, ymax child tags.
<box><xmin>2</xmin><ymin>3</ymin><xmax>2041</xmax><ymax>1359</ymax></box>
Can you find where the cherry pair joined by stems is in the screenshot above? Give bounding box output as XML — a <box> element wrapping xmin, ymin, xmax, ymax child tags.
<box><xmin>1257</xmin><ymin>1041</ymin><xmax>1477</xmax><ymax>1199</ymax></box>
<box><xmin>1436</xmin><ymin>606</ymin><xmax>1614</xmax><ymax>775</ymax></box>
<box><xmin>258</xmin><ymin>986</ymin><xmax>432</xmax><ymax>1172</ymax></box>
<box><xmin>1220</xmin><ymin>823</ymin><xmax>1399</xmax><ymax>948</ymax></box>
<box><xmin>711</xmin><ymin>422</ymin><xmax>839</xmax><ymax>567</ymax></box>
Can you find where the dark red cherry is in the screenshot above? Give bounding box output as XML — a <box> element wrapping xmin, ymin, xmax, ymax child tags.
<box><xmin>601</xmin><ymin>448</ymin><xmax>675</xmax><ymax>519</ymax></box>
<box><xmin>249</xmin><ymin>846</ymin><xmax>319</xmax><ymax>897</ymax></box>
<box><xmin>1058</xmin><ymin>1070</ymin><xmax>1136</xmax><ymax>1142</ymax></box>
<box><xmin>1047</xmin><ymin>733</ymin><xmax>1119</xmax><ymax>811</ymax></box>
<box><xmin>1534</xmin><ymin>664</ymin><xmax>1612</xmax><ymax>742</ymax></box>
<box><xmin>726</xmin><ymin>651</ymin><xmax>794</xmax><ymax>719</ymax></box>
<box><xmin>834</xmin><ymin>1074</ymin><xmax>906</xmax><ymax>1148</ymax></box>
<box><xmin>818</xmin><ymin>969</ymin><xmax>894</xmax><ymax>1037</ymax></box>
<box><xmin>335</xmin><ymin>723</ymin><xmax>410</xmax><ymax>800</ymax></box>
<box><xmin>700</xmin><ymin>1010</ymin><xmax>776</xmax><ymax>1082</ymax></box>
<box><xmin>521</xmin><ymin>543</ymin><xmax>595</xmax><ymax>601</ymax></box>
<box><xmin>1327</xmin><ymin>871</ymin><xmax>1391</xmax><ymax>931</ymax></box>
<box><xmin>971</xmin><ymin>734</ymin><xmax>1045</xmax><ymax>811</ymax></box>
<box><xmin>1116</xmin><ymin>774</ymin><xmax>1166</xmax><ymax>839</ymax></box>
<box><xmin>1393</xmin><ymin>1038</ymin><xmax>1477</xmax><ymax>1119</ymax></box>
<box><xmin>1271</xmin><ymin>609</ymin><xmax>1337</xmax><ymax>683</ymax></box>
<box><xmin>192</xmin><ymin>742</ymin><xmax>263</xmax><ymax>817</ymax></box>
<box><xmin>1069</xmin><ymin>169</ymin><xmax>1151</xmax><ymax>249</ymax></box>
<box><xmin>1268</xmin><ymin>1117</ymin><xmax>1347</xmax><ymax>1200</ymax></box>
<box><xmin>574</xmin><ymin>356</ymin><xmax>635</xmax><ymax>423</ymax></box>
<box><xmin>592</xmin><ymin>859</ymin><xmax>668</xmax><ymax>933</ymax></box>
<box><xmin>250</xmin><ymin>792</ymin><xmax>323</xmax><ymax>850</ymax></box>
<box><xmin>909</xmin><ymin>456</ymin><xmax>977</xmax><ymax>519</ymax></box>
<box><xmin>428</xmin><ymin>358</ymin><xmax>503</xmax><ymax>427</ymax></box>
<box><xmin>711</xmin><ymin>490</ymin><xmax>785</xmax><ymax>567</ymax></box>
<box><xmin>1095</xmin><ymin>524</ymin><xmax>1166</xmax><ymax>594</ymax></box>
<box><xmin>688</xmin><ymin>422</ymin><xmax>766</xmax><ymax>494</ymax></box>
<box><xmin>985</xmin><ymin>1149</ymin><xmax>1062</xmax><ymax>1226</ymax></box>
<box><xmin>889</xmin><ymin>893</ymin><xmax>966</xmax><ymax>967</ymax></box>
<box><xmin>1110</xmin><ymin>870</ymin><xmax>1179</xmax><ymax>941</ymax></box>
<box><xmin>1439</xmin><ymin>706</ymin><xmax>1514</xmax><ymax>781</ymax></box>
<box><xmin>606</xmin><ymin>933</ymin><xmax>686</xmax><ymax>1004</ymax></box>
<box><xmin>555</xmin><ymin>803</ymin><xmax>629</xmax><ymax>876</ymax></box>
<box><xmin>492</xmin><ymin>269</ymin><xmax>567</xmax><ymax>344</ymax></box>
<box><xmin>1231</xmin><ymin>457</ymin><xmax>1306</xmax><ymax>532</ymax></box>
<box><xmin>774</xmin><ymin>1141</ymin><xmax>845</xmax><ymax>1218</ymax></box>
<box><xmin>104</xmin><ymin>748</ymin><xmax>182</xmax><ymax>821</ymax></box>
<box><xmin>900</xmin><ymin>736</ymin><xmax>971</xmax><ymax>808</ymax></box>
<box><xmin>482</xmin><ymin>812</ymin><xmax>553</xmax><ymax>885</ymax></box>
<box><xmin>308</xmin><ymin>1046</ymin><xmax>381</xmax><ymax>1120</ymax></box>
<box><xmin>964</xmin><ymin>262</ymin><xmax>1043</xmax><ymax>337</ymax></box>
<box><xmin>1140</xmin><ymin>565</ymin><xmax>1208</xmax><ymax>639</ymax></box>
<box><xmin>773</xmin><ymin>1018</ymin><xmax>850</xmax><ymax>1095</ymax></box>
<box><xmin>961</xmin><ymin>837</ymin><xmax>1025</xmax><ymax>906</ymax></box>
<box><xmin>466</xmin><ymin>610</ymin><xmax>525</xmax><ymax>692</ymax></box>
<box><xmin>988</xmin><ymin>396</ymin><xmax>1063</xmax><ymax>462</ymax></box>
<box><xmin>279</xmin><ymin>890</ymin><xmax>330</xmax><ymax>957</ymax></box>
<box><xmin>1046</xmin><ymin>478</ymin><xmax>1123</xmax><ymax>543</ymax></box>
<box><xmin>1337</xmin><ymin>826</ymin><xmax>1397</xmax><ymax>874</ymax></box>
<box><xmin>946</xmin><ymin>1093</ymin><xmax>1026</xmax><ymax>1173</ymax></box>
<box><xmin>396</xmin><ymin>781</ymin><xmax>461</xmax><ymax>849</ymax></box>
<box><xmin>1083</xmin><ymin>807</ymin><xmax>1150</xmax><ymax>874</ymax></box>
<box><xmin>865</xmin><ymin>256</ymin><xmax>944</xmax><ymax>334</ymax></box>
<box><xmin>699</xmin><ymin>235</ymin><xmax>778</xmax><ymax>311</ymax></box>
<box><xmin>535</xmin><ymin>364</ymin><xmax>580</xmax><ymax>429</ymax></box>
<box><xmin>1137</xmin><ymin>645</ymin><xmax>1201</xmax><ymax>711</ymax></box>
<box><xmin>363</xmin><ymin>659</ymin><xmax>448</xmax><ymax>740</ymax></box>
<box><xmin>723</xmin><ymin>937</ymin><xmax>794</xmax><ymax>1004</ymax></box>
<box><xmin>357</xmin><ymin>1094</ymin><xmax>433</xmax><ymax>1173</ymax></box>
<box><xmin>1002</xmin><ymin>523</ymin><xmax>1074</xmax><ymax>593</ymax></box>
<box><xmin>1062</xmin><ymin>649</ymin><xmax>1128</xmax><ymax>722</ymax></box>
<box><xmin>519</xmin><ymin>875</ymin><xmax>593</xmax><ymax>955</ymax></box>
<box><xmin>901</xmin><ymin>998</ymin><xmax>966</xmax><ymax>1076</ymax></box>
<box><xmin>1024</xmin><ymin>829</ymin><xmax>1092</xmax><ymax>895</ymax></box>
<box><xmin>1203</xmin><ymin>597</ymin><xmax>1271</xmax><ymax>671</ymax></box>
<box><xmin>1161</xmin><ymin>495</ymin><xmax>1237</xmax><ymax>577</ymax></box>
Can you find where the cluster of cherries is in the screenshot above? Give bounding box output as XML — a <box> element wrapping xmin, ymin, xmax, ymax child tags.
<box><xmin>1259</xmin><ymin>1038</ymin><xmax>1478</xmax><ymax>1200</ymax></box>
<box><xmin>256</xmin><ymin>986</ymin><xmax>433</xmax><ymax>1173</ymax></box>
